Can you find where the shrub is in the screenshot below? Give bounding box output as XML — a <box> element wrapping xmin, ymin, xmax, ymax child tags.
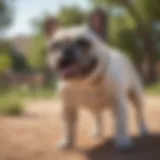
<box><xmin>146</xmin><ymin>82</ymin><xmax>160</xmax><ymax>94</ymax></box>
<box><xmin>0</xmin><ymin>97</ymin><xmax>23</xmax><ymax>116</ymax></box>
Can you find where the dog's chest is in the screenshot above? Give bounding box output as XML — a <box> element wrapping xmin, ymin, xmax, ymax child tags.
<box><xmin>79</xmin><ymin>87</ymin><xmax>111</xmax><ymax>107</ymax></box>
<box><xmin>62</xmin><ymin>83</ymin><xmax>113</xmax><ymax>108</ymax></box>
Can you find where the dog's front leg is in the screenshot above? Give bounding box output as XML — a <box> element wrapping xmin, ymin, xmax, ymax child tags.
<box><xmin>57</xmin><ymin>105</ymin><xmax>77</xmax><ymax>149</ymax></box>
<box><xmin>91</xmin><ymin>111</ymin><xmax>103</xmax><ymax>138</ymax></box>
<box><xmin>113</xmin><ymin>95</ymin><xmax>133</xmax><ymax>151</ymax></box>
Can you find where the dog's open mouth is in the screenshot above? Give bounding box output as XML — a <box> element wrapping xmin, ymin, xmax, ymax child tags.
<box><xmin>61</xmin><ymin>64</ymin><xmax>79</xmax><ymax>77</ymax></box>
<box><xmin>59</xmin><ymin>60</ymin><xmax>79</xmax><ymax>78</ymax></box>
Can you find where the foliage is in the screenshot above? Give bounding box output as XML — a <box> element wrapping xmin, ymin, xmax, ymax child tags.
<box><xmin>135</xmin><ymin>0</ymin><xmax>160</xmax><ymax>22</ymax></box>
<box><xmin>145</xmin><ymin>82</ymin><xmax>160</xmax><ymax>95</ymax></box>
<box><xmin>91</xmin><ymin>0</ymin><xmax>160</xmax><ymax>56</ymax></box>
<box><xmin>0</xmin><ymin>84</ymin><xmax>56</xmax><ymax>116</ymax></box>
<box><xmin>30</xmin><ymin>11</ymin><xmax>53</xmax><ymax>35</ymax></box>
<box><xmin>0</xmin><ymin>40</ymin><xmax>29</xmax><ymax>73</ymax></box>
<box><xmin>57</xmin><ymin>6</ymin><xmax>86</xmax><ymax>26</ymax></box>
<box><xmin>2</xmin><ymin>85</ymin><xmax>56</xmax><ymax>100</ymax></box>
<box><xmin>0</xmin><ymin>53</ymin><xmax>12</xmax><ymax>75</ymax></box>
<box><xmin>0</xmin><ymin>0</ymin><xmax>14</xmax><ymax>74</ymax></box>
<box><xmin>0</xmin><ymin>96</ymin><xmax>23</xmax><ymax>116</ymax></box>
<box><xmin>27</xmin><ymin>35</ymin><xmax>46</xmax><ymax>71</ymax></box>
<box><xmin>91</xmin><ymin>0</ymin><xmax>160</xmax><ymax>83</ymax></box>
<box><xmin>9</xmin><ymin>49</ymin><xmax>29</xmax><ymax>72</ymax></box>
<box><xmin>0</xmin><ymin>39</ymin><xmax>12</xmax><ymax>74</ymax></box>
<box><xmin>0</xmin><ymin>39</ymin><xmax>11</xmax><ymax>53</ymax></box>
<box><xmin>0</xmin><ymin>0</ymin><xmax>14</xmax><ymax>36</ymax></box>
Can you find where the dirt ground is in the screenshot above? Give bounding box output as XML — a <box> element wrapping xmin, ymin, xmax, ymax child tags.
<box><xmin>0</xmin><ymin>96</ymin><xmax>160</xmax><ymax>160</ymax></box>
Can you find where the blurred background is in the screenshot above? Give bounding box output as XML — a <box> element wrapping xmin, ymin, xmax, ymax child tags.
<box><xmin>0</xmin><ymin>0</ymin><xmax>160</xmax><ymax>160</ymax></box>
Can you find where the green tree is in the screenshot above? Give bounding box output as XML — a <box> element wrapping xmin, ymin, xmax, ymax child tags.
<box><xmin>57</xmin><ymin>6</ymin><xmax>86</xmax><ymax>26</ymax></box>
<box><xmin>0</xmin><ymin>40</ymin><xmax>12</xmax><ymax>75</ymax></box>
<box><xmin>91</xmin><ymin>0</ymin><xmax>160</xmax><ymax>83</ymax></box>
<box><xmin>0</xmin><ymin>0</ymin><xmax>14</xmax><ymax>74</ymax></box>
<box><xmin>0</xmin><ymin>0</ymin><xmax>14</xmax><ymax>37</ymax></box>
<box><xmin>9</xmin><ymin>48</ymin><xmax>29</xmax><ymax>72</ymax></box>
<box><xmin>0</xmin><ymin>53</ymin><xmax>12</xmax><ymax>75</ymax></box>
<box><xmin>27</xmin><ymin>35</ymin><xmax>46</xmax><ymax>71</ymax></box>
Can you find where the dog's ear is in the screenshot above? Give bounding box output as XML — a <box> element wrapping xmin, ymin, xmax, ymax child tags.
<box><xmin>89</xmin><ymin>8</ymin><xmax>108</xmax><ymax>41</ymax></box>
<box><xmin>44</xmin><ymin>17</ymin><xmax>59</xmax><ymax>39</ymax></box>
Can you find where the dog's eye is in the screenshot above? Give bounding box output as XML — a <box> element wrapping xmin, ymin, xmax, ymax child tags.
<box><xmin>76</xmin><ymin>37</ymin><xmax>91</xmax><ymax>49</ymax></box>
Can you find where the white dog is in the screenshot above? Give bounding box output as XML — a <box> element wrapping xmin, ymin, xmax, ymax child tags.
<box><xmin>47</xmin><ymin>25</ymin><xmax>149</xmax><ymax>150</ymax></box>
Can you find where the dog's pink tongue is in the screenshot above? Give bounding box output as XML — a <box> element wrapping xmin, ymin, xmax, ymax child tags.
<box><xmin>61</xmin><ymin>65</ymin><xmax>77</xmax><ymax>76</ymax></box>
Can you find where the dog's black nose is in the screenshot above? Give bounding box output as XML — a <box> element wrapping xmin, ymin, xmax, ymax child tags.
<box><xmin>58</xmin><ymin>46</ymin><xmax>76</xmax><ymax>69</ymax></box>
<box><xmin>63</xmin><ymin>47</ymin><xmax>75</xmax><ymax>59</ymax></box>
<box><xmin>62</xmin><ymin>46</ymin><xmax>77</xmax><ymax>64</ymax></box>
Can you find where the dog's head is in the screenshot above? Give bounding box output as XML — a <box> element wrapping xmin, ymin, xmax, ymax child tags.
<box><xmin>47</xmin><ymin>25</ymin><xmax>101</xmax><ymax>80</ymax></box>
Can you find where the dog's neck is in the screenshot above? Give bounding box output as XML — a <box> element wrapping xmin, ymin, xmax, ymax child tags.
<box><xmin>81</xmin><ymin>57</ymin><xmax>98</xmax><ymax>77</ymax></box>
<box><xmin>81</xmin><ymin>57</ymin><xmax>105</xmax><ymax>85</ymax></box>
<box><xmin>83</xmin><ymin>57</ymin><xmax>107</xmax><ymax>86</ymax></box>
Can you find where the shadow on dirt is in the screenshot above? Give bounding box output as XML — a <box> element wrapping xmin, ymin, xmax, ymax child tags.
<box><xmin>80</xmin><ymin>134</ymin><xmax>160</xmax><ymax>160</ymax></box>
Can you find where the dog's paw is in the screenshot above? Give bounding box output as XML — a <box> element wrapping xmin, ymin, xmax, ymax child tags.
<box><xmin>140</xmin><ymin>127</ymin><xmax>150</xmax><ymax>137</ymax></box>
<box><xmin>140</xmin><ymin>130</ymin><xmax>150</xmax><ymax>137</ymax></box>
<box><xmin>115</xmin><ymin>137</ymin><xmax>133</xmax><ymax>152</ymax></box>
<box><xmin>57</xmin><ymin>139</ymin><xmax>73</xmax><ymax>149</ymax></box>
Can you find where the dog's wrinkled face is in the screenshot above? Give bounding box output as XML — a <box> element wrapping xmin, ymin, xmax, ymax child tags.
<box><xmin>47</xmin><ymin>26</ymin><xmax>98</xmax><ymax>79</ymax></box>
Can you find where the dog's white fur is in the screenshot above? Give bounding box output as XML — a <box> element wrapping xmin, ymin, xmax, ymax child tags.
<box><xmin>49</xmin><ymin>25</ymin><xmax>148</xmax><ymax>150</ymax></box>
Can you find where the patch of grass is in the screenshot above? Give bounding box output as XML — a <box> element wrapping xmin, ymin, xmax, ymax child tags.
<box><xmin>1</xmin><ymin>85</ymin><xmax>57</xmax><ymax>100</ymax></box>
<box><xmin>11</xmin><ymin>86</ymin><xmax>55</xmax><ymax>99</ymax></box>
<box><xmin>0</xmin><ymin>84</ymin><xmax>57</xmax><ymax>116</ymax></box>
<box><xmin>145</xmin><ymin>82</ymin><xmax>160</xmax><ymax>95</ymax></box>
<box><xmin>0</xmin><ymin>97</ymin><xmax>23</xmax><ymax>116</ymax></box>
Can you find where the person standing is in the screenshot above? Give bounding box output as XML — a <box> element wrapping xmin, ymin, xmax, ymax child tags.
<box><xmin>43</xmin><ymin>17</ymin><xmax>59</xmax><ymax>87</ymax></box>
<box><xmin>89</xmin><ymin>8</ymin><xmax>108</xmax><ymax>42</ymax></box>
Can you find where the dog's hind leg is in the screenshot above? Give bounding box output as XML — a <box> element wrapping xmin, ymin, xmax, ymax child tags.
<box><xmin>129</xmin><ymin>87</ymin><xmax>149</xmax><ymax>136</ymax></box>
<box><xmin>112</xmin><ymin>93</ymin><xmax>133</xmax><ymax>151</ymax></box>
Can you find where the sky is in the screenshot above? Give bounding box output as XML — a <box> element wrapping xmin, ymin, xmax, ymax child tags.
<box><xmin>7</xmin><ymin>0</ymin><xmax>89</xmax><ymax>37</ymax></box>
